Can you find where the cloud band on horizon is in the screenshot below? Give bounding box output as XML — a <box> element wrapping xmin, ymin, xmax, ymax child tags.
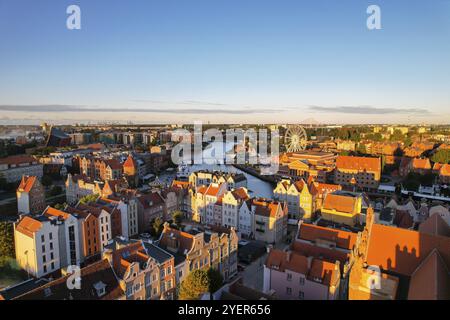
<box><xmin>308</xmin><ymin>105</ymin><xmax>431</xmax><ymax>115</ymax></box>
<box><xmin>0</xmin><ymin>104</ymin><xmax>288</xmax><ymax>114</ymax></box>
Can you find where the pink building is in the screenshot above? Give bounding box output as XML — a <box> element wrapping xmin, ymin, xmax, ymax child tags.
<box><xmin>263</xmin><ymin>248</ymin><xmax>341</xmax><ymax>300</ymax></box>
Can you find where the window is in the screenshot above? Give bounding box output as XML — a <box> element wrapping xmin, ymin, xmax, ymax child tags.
<box><xmin>50</xmin><ymin>252</ymin><xmax>54</xmax><ymax>260</ymax></box>
<box><xmin>42</xmin><ymin>245</ymin><xmax>45</xmax><ymax>253</ymax></box>
<box><xmin>126</xmin><ymin>287</ymin><xmax>133</xmax><ymax>297</ymax></box>
<box><xmin>41</xmin><ymin>235</ymin><xmax>45</xmax><ymax>242</ymax></box>
<box><xmin>43</xmin><ymin>265</ymin><xmax>47</xmax><ymax>273</ymax></box>
<box><xmin>167</xmin><ymin>266</ymin><xmax>172</xmax><ymax>275</ymax></box>
<box><xmin>49</xmin><ymin>233</ymin><xmax>52</xmax><ymax>240</ymax></box>
<box><xmin>287</xmin><ymin>273</ymin><xmax>292</xmax><ymax>281</ymax></box>
<box><xmin>50</xmin><ymin>242</ymin><xmax>53</xmax><ymax>250</ymax></box>
<box><xmin>298</xmin><ymin>291</ymin><xmax>304</xmax><ymax>300</ymax></box>
<box><xmin>299</xmin><ymin>277</ymin><xmax>305</xmax><ymax>286</ymax></box>
<box><xmin>42</xmin><ymin>255</ymin><xmax>46</xmax><ymax>263</ymax></box>
<box><xmin>286</xmin><ymin>287</ymin><xmax>292</xmax><ymax>295</ymax></box>
<box><xmin>51</xmin><ymin>262</ymin><xmax>55</xmax><ymax>270</ymax></box>
<box><xmin>135</xmin><ymin>283</ymin><xmax>141</xmax><ymax>292</ymax></box>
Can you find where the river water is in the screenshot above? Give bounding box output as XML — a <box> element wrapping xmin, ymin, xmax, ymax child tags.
<box><xmin>158</xmin><ymin>141</ymin><xmax>274</xmax><ymax>199</ymax></box>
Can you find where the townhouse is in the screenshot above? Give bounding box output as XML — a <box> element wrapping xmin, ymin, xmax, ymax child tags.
<box><xmin>264</xmin><ymin>248</ymin><xmax>341</xmax><ymax>300</ymax></box>
<box><xmin>136</xmin><ymin>191</ymin><xmax>166</xmax><ymax>233</ymax></box>
<box><xmin>251</xmin><ymin>198</ymin><xmax>288</xmax><ymax>244</ymax></box>
<box><xmin>16</xmin><ymin>176</ymin><xmax>46</xmax><ymax>215</ymax></box>
<box><xmin>157</xmin><ymin>223</ymin><xmax>238</xmax><ymax>284</ymax></box>
<box><xmin>103</xmin><ymin>238</ymin><xmax>176</xmax><ymax>300</ymax></box>
<box><xmin>192</xmin><ymin>183</ymin><xmax>228</xmax><ymax>224</ymax></box>
<box><xmin>221</xmin><ymin>188</ymin><xmax>250</xmax><ymax>230</ymax></box>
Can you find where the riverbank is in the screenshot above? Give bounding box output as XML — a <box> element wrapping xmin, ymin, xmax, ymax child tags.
<box><xmin>232</xmin><ymin>164</ymin><xmax>278</xmax><ymax>187</ymax></box>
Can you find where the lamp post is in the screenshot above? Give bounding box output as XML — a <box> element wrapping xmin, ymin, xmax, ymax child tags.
<box><xmin>24</xmin><ymin>250</ymin><xmax>30</xmax><ymax>279</ymax></box>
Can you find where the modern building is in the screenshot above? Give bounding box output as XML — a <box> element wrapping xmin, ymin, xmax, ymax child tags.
<box><xmin>0</xmin><ymin>155</ymin><xmax>43</xmax><ymax>183</ymax></box>
<box><xmin>14</xmin><ymin>215</ymin><xmax>61</xmax><ymax>278</ymax></box>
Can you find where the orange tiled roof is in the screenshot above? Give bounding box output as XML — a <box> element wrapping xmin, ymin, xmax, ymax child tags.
<box><xmin>17</xmin><ymin>176</ymin><xmax>37</xmax><ymax>193</ymax></box>
<box><xmin>432</xmin><ymin>162</ymin><xmax>443</xmax><ymax>171</ymax></box>
<box><xmin>412</xmin><ymin>158</ymin><xmax>431</xmax><ymax>170</ymax></box>
<box><xmin>265</xmin><ymin>249</ymin><xmax>309</xmax><ymax>274</ymax></box>
<box><xmin>336</xmin><ymin>155</ymin><xmax>381</xmax><ymax>172</ymax></box>
<box><xmin>252</xmin><ymin>199</ymin><xmax>280</xmax><ymax>218</ymax></box>
<box><xmin>172</xmin><ymin>180</ymin><xmax>190</xmax><ymax>189</ymax></box>
<box><xmin>43</xmin><ymin>207</ymin><xmax>71</xmax><ymax>221</ymax></box>
<box><xmin>16</xmin><ymin>216</ymin><xmax>43</xmax><ymax>237</ymax></box>
<box><xmin>322</xmin><ymin>194</ymin><xmax>357</xmax><ymax>214</ymax></box>
<box><xmin>308</xmin><ymin>259</ymin><xmax>337</xmax><ymax>286</ymax></box>
<box><xmin>440</xmin><ymin>164</ymin><xmax>450</xmax><ymax>177</ymax></box>
<box><xmin>123</xmin><ymin>155</ymin><xmax>136</xmax><ymax>168</ymax></box>
<box><xmin>365</xmin><ymin>224</ymin><xmax>450</xmax><ymax>277</ymax></box>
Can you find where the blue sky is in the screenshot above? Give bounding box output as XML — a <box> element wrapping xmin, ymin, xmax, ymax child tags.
<box><xmin>0</xmin><ymin>0</ymin><xmax>449</xmax><ymax>124</ymax></box>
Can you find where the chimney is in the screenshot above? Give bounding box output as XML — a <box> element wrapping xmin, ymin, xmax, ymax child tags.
<box><xmin>286</xmin><ymin>251</ymin><xmax>291</xmax><ymax>262</ymax></box>
<box><xmin>307</xmin><ymin>256</ymin><xmax>313</xmax><ymax>270</ymax></box>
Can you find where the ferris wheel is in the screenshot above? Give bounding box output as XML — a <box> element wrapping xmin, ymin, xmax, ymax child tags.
<box><xmin>284</xmin><ymin>125</ymin><xmax>308</xmax><ymax>152</ymax></box>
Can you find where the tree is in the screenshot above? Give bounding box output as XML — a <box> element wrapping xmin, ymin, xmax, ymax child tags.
<box><xmin>150</xmin><ymin>217</ymin><xmax>164</xmax><ymax>238</ymax></box>
<box><xmin>431</xmin><ymin>149</ymin><xmax>450</xmax><ymax>164</ymax></box>
<box><xmin>0</xmin><ymin>222</ymin><xmax>15</xmax><ymax>259</ymax></box>
<box><xmin>172</xmin><ymin>210</ymin><xmax>183</xmax><ymax>227</ymax></box>
<box><xmin>49</xmin><ymin>185</ymin><xmax>63</xmax><ymax>197</ymax></box>
<box><xmin>41</xmin><ymin>175</ymin><xmax>53</xmax><ymax>187</ymax></box>
<box><xmin>54</xmin><ymin>202</ymin><xmax>68</xmax><ymax>210</ymax></box>
<box><xmin>179</xmin><ymin>269</ymin><xmax>209</xmax><ymax>300</ymax></box>
<box><xmin>79</xmin><ymin>194</ymin><xmax>99</xmax><ymax>205</ymax></box>
<box><xmin>207</xmin><ymin>268</ymin><xmax>223</xmax><ymax>294</ymax></box>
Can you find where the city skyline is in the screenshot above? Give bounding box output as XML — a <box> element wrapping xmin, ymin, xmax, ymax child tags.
<box><xmin>1</xmin><ymin>0</ymin><xmax>450</xmax><ymax>125</ymax></box>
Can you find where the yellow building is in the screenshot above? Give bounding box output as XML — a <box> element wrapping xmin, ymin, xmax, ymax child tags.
<box><xmin>320</xmin><ymin>193</ymin><xmax>362</xmax><ymax>227</ymax></box>
<box><xmin>273</xmin><ymin>179</ymin><xmax>313</xmax><ymax>220</ymax></box>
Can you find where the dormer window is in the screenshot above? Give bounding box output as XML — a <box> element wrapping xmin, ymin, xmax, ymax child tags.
<box><xmin>44</xmin><ymin>287</ymin><xmax>52</xmax><ymax>297</ymax></box>
<box><xmin>93</xmin><ymin>281</ymin><xmax>107</xmax><ymax>298</ymax></box>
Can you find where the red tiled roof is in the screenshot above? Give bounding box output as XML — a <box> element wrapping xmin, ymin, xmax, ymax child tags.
<box><xmin>408</xmin><ymin>249</ymin><xmax>450</xmax><ymax>300</ymax></box>
<box><xmin>0</xmin><ymin>155</ymin><xmax>37</xmax><ymax>166</ymax></box>
<box><xmin>231</xmin><ymin>188</ymin><xmax>250</xmax><ymax>201</ymax></box>
<box><xmin>298</xmin><ymin>223</ymin><xmax>357</xmax><ymax>250</ymax></box>
<box><xmin>310</xmin><ymin>182</ymin><xmax>342</xmax><ymax>197</ymax></box>
<box><xmin>419</xmin><ymin>213</ymin><xmax>450</xmax><ymax>237</ymax></box>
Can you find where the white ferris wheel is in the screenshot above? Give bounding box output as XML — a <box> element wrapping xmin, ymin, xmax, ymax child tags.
<box><xmin>284</xmin><ymin>125</ymin><xmax>308</xmax><ymax>152</ymax></box>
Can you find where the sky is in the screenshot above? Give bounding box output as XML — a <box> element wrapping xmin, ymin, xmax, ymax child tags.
<box><xmin>0</xmin><ymin>0</ymin><xmax>450</xmax><ymax>125</ymax></box>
